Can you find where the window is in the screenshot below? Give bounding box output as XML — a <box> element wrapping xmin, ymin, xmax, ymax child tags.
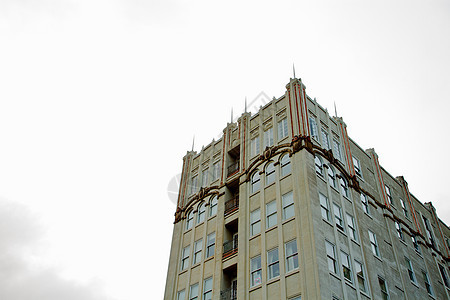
<box><xmin>251</xmin><ymin>171</ymin><xmax>260</xmax><ymax>193</ymax></box>
<box><xmin>264</xmin><ymin>127</ymin><xmax>274</xmax><ymax>147</ymax></box>
<box><xmin>422</xmin><ymin>216</ymin><xmax>436</xmax><ymax>248</ymax></box>
<box><xmin>333</xmin><ymin>203</ymin><xmax>344</xmax><ymax>231</ymax></box>
<box><xmin>206</xmin><ymin>232</ymin><xmax>215</xmax><ymax>258</ymax></box>
<box><xmin>209</xmin><ymin>196</ymin><xmax>218</xmax><ymax>217</ymax></box>
<box><xmin>399</xmin><ymin>198</ymin><xmax>408</xmax><ymax>218</ymax></box>
<box><xmin>280</xmin><ymin>154</ymin><xmax>291</xmax><ymax>176</ymax></box>
<box><xmin>181</xmin><ymin>245</ymin><xmax>190</xmax><ymax>270</ymax></box>
<box><xmin>212</xmin><ymin>161</ymin><xmax>220</xmax><ymax>181</ymax></box>
<box><xmin>289</xmin><ymin>296</ymin><xmax>301</xmax><ymax>300</ymax></box>
<box><xmin>266</xmin><ymin>200</ymin><xmax>277</xmax><ymax>229</ymax></box>
<box><xmin>341</xmin><ymin>251</ymin><xmax>352</xmax><ymax>282</ymax></box>
<box><xmin>250</xmin><ymin>136</ymin><xmax>260</xmax><ymax>157</ymax></box>
<box><xmin>405</xmin><ymin>257</ymin><xmax>417</xmax><ymax>283</ymax></box>
<box><xmin>369</xmin><ymin>230</ymin><xmax>380</xmax><ymax>257</ymax></box>
<box><xmin>309</xmin><ymin>116</ymin><xmax>318</xmax><ymax>140</ymax></box>
<box><xmin>197</xmin><ymin>203</ymin><xmax>206</xmax><ymax>224</ymax></box>
<box><xmin>346</xmin><ymin>214</ymin><xmax>357</xmax><ymax>241</ymax></box>
<box><xmin>333</xmin><ymin>140</ymin><xmax>342</xmax><ymax>161</ymax></box>
<box><xmin>354</xmin><ymin>261</ymin><xmax>367</xmax><ymax>292</ymax></box>
<box><xmin>267</xmin><ymin>248</ymin><xmax>280</xmax><ymax>279</ymax></box>
<box><xmin>193</xmin><ymin>239</ymin><xmax>202</xmax><ymax>264</ymax></box>
<box><xmin>327</xmin><ymin>166</ymin><xmax>336</xmax><ymax>188</ymax></box>
<box><xmin>352</xmin><ymin>156</ymin><xmax>362</xmax><ymax>178</ymax></box>
<box><xmin>201</xmin><ymin>169</ymin><xmax>209</xmax><ymax>187</ymax></box>
<box><xmin>378</xmin><ymin>277</ymin><xmax>389</xmax><ymax>300</ymax></box>
<box><xmin>203</xmin><ymin>277</ymin><xmax>213</xmax><ymax>300</ymax></box>
<box><xmin>250</xmin><ymin>255</ymin><xmax>262</xmax><ymax>287</ymax></box>
<box><xmin>265</xmin><ymin>162</ymin><xmax>275</xmax><ymax>186</ymax></box>
<box><xmin>189</xmin><ymin>283</ymin><xmax>198</xmax><ymax>300</ymax></box>
<box><xmin>282</xmin><ymin>191</ymin><xmax>294</xmax><ymax>220</ymax></box>
<box><xmin>321</xmin><ymin>128</ymin><xmax>330</xmax><ymax>149</ymax></box>
<box><xmin>319</xmin><ymin>193</ymin><xmax>330</xmax><ymax>221</ymax></box>
<box><xmin>438</xmin><ymin>264</ymin><xmax>449</xmax><ymax>288</ymax></box>
<box><xmin>360</xmin><ymin>193</ymin><xmax>370</xmax><ymax>215</ymax></box>
<box><xmin>285</xmin><ymin>240</ymin><xmax>299</xmax><ymax>272</ymax></box>
<box><xmin>422</xmin><ymin>271</ymin><xmax>434</xmax><ymax>296</ymax></box>
<box><xmin>250</xmin><ymin>208</ymin><xmax>261</xmax><ymax>236</ymax></box>
<box><xmin>411</xmin><ymin>235</ymin><xmax>421</xmax><ymax>254</ymax></box>
<box><xmin>190</xmin><ymin>175</ymin><xmax>198</xmax><ymax>195</ymax></box>
<box><xmin>395</xmin><ymin>221</ymin><xmax>404</xmax><ymax>241</ymax></box>
<box><xmin>177</xmin><ymin>289</ymin><xmax>185</xmax><ymax>300</ymax></box>
<box><xmin>326</xmin><ymin>241</ymin><xmax>337</xmax><ymax>273</ymax></box>
<box><xmin>314</xmin><ymin>156</ymin><xmax>323</xmax><ymax>176</ymax></box>
<box><xmin>384</xmin><ymin>185</ymin><xmax>393</xmax><ymax>206</ymax></box>
<box><xmin>339</xmin><ymin>176</ymin><xmax>349</xmax><ymax>198</ymax></box>
<box><xmin>278</xmin><ymin>118</ymin><xmax>288</xmax><ymax>140</ymax></box>
<box><xmin>186</xmin><ymin>211</ymin><xmax>194</xmax><ymax>230</ymax></box>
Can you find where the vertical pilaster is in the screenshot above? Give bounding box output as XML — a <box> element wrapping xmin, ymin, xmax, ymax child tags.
<box><xmin>367</xmin><ymin>148</ymin><xmax>390</xmax><ymax>208</ymax></box>
<box><xmin>179</xmin><ymin>151</ymin><xmax>195</xmax><ymax>209</ymax></box>
<box><xmin>335</xmin><ymin>118</ymin><xmax>355</xmax><ymax>176</ymax></box>
<box><xmin>396</xmin><ymin>176</ymin><xmax>422</xmax><ymax>234</ymax></box>
<box><xmin>285</xmin><ymin>78</ymin><xmax>310</xmax><ymax>137</ymax></box>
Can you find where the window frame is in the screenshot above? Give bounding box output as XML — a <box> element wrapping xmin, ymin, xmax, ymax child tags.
<box><xmin>422</xmin><ymin>270</ymin><xmax>434</xmax><ymax>296</ymax></box>
<box><xmin>193</xmin><ymin>239</ymin><xmax>202</xmax><ymax>265</ymax></box>
<box><xmin>197</xmin><ymin>203</ymin><xmax>206</xmax><ymax>224</ymax></box>
<box><xmin>203</xmin><ymin>277</ymin><xmax>213</xmax><ymax>300</ymax></box>
<box><xmin>395</xmin><ymin>221</ymin><xmax>404</xmax><ymax>241</ymax></box>
<box><xmin>266</xmin><ymin>200</ymin><xmax>277</xmax><ymax>229</ymax></box>
<box><xmin>264</xmin><ymin>127</ymin><xmax>274</xmax><ymax>147</ymax></box>
<box><xmin>190</xmin><ymin>175</ymin><xmax>198</xmax><ymax>195</ymax></box>
<box><xmin>400</xmin><ymin>198</ymin><xmax>409</xmax><ymax>218</ymax></box>
<box><xmin>327</xmin><ymin>165</ymin><xmax>336</xmax><ymax>188</ymax></box>
<box><xmin>341</xmin><ymin>251</ymin><xmax>352</xmax><ymax>282</ymax></box>
<box><xmin>278</xmin><ymin>118</ymin><xmax>288</xmax><ymax>140</ymax></box>
<box><xmin>201</xmin><ymin>169</ymin><xmax>209</xmax><ymax>188</ymax></box>
<box><xmin>378</xmin><ymin>276</ymin><xmax>389</xmax><ymax>300</ymax></box>
<box><xmin>250</xmin><ymin>136</ymin><xmax>260</xmax><ymax>157</ymax></box>
<box><xmin>384</xmin><ymin>185</ymin><xmax>393</xmax><ymax>206</ymax></box>
<box><xmin>280</xmin><ymin>154</ymin><xmax>291</xmax><ymax>177</ymax></box>
<box><xmin>267</xmin><ymin>247</ymin><xmax>280</xmax><ymax>280</ymax></box>
<box><xmin>369</xmin><ymin>230</ymin><xmax>380</xmax><ymax>257</ymax></box>
<box><xmin>285</xmin><ymin>239</ymin><xmax>299</xmax><ymax>272</ymax></box>
<box><xmin>333</xmin><ymin>203</ymin><xmax>345</xmax><ymax>231</ymax></box>
<box><xmin>354</xmin><ymin>260</ymin><xmax>367</xmax><ymax>293</ymax></box>
<box><xmin>250</xmin><ymin>255</ymin><xmax>262</xmax><ymax>287</ymax></box>
<box><xmin>250</xmin><ymin>208</ymin><xmax>261</xmax><ymax>236</ymax></box>
<box><xmin>360</xmin><ymin>193</ymin><xmax>370</xmax><ymax>215</ymax></box>
<box><xmin>181</xmin><ymin>245</ymin><xmax>190</xmax><ymax>271</ymax></box>
<box><xmin>315</xmin><ymin>156</ymin><xmax>324</xmax><ymax>176</ymax></box>
<box><xmin>405</xmin><ymin>256</ymin><xmax>417</xmax><ymax>283</ymax></box>
<box><xmin>251</xmin><ymin>171</ymin><xmax>260</xmax><ymax>194</ymax></box>
<box><xmin>319</xmin><ymin>193</ymin><xmax>330</xmax><ymax>222</ymax></box>
<box><xmin>206</xmin><ymin>232</ymin><xmax>215</xmax><ymax>258</ymax></box>
<box><xmin>186</xmin><ymin>210</ymin><xmax>194</xmax><ymax>230</ymax></box>
<box><xmin>265</xmin><ymin>162</ymin><xmax>275</xmax><ymax>186</ymax></box>
<box><xmin>282</xmin><ymin>191</ymin><xmax>294</xmax><ymax>220</ymax></box>
<box><xmin>177</xmin><ymin>289</ymin><xmax>185</xmax><ymax>300</ymax></box>
<box><xmin>346</xmin><ymin>213</ymin><xmax>357</xmax><ymax>241</ymax></box>
<box><xmin>321</xmin><ymin>128</ymin><xmax>330</xmax><ymax>149</ymax></box>
<box><xmin>339</xmin><ymin>175</ymin><xmax>349</xmax><ymax>198</ymax></box>
<box><xmin>189</xmin><ymin>283</ymin><xmax>198</xmax><ymax>300</ymax></box>
<box><xmin>333</xmin><ymin>139</ymin><xmax>342</xmax><ymax>161</ymax></box>
<box><xmin>326</xmin><ymin>240</ymin><xmax>338</xmax><ymax>274</ymax></box>
<box><xmin>209</xmin><ymin>195</ymin><xmax>218</xmax><ymax>217</ymax></box>
<box><xmin>309</xmin><ymin>116</ymin><xmax>318</xmax><ymax>140</ymax></box>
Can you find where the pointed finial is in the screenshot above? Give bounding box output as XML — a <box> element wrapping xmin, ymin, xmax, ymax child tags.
<box><xmin>293</xmin><ymin>63</ymin><xmax>296</xmax><ymax>78</ymax></box>
<box><xmin>231</xmin><ymin>108</ymin><xmax>233</xmax><ymax>123</ymax></box>
<box><xmin>192</xmin><ymin>135</ymin><xmax>195</xmax><ymax>151</ymax></box>
<box><xmin>334</xmin><ymin>102</ymin><xmax>338</xmax><ymax>117</ymax></box>
<box><xmin>245</xmin><ymin>97</ymin><xmax>247</xmax><ymax>113</ymax></box>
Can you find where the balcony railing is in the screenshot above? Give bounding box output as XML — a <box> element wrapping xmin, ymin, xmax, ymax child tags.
<box><xmin>224</xmin><ymin>197</ymin><xmax>239</xmax><ymax>216</ymax></box>
<box><xmin>220</xmin><ymin>287</ymin><xmax>237</xmax><ymax>300</ymax></box>
<box><xmin>223</xmin><ymin>237</ymin><xmax>238</xmax><ymax>259</ymax></box>
<box><xmin>227</xmin><ymin>161</ymin><xmax>240</xmax><ymax>177</ymax></box>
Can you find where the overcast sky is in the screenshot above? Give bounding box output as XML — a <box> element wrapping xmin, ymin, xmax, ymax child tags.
<box><xmin>0</xmin><ymin>1</ymin><xmax>449</xmax><ymax>299</ymax></box>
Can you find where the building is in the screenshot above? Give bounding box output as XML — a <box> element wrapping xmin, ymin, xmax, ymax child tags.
<box><xmin>164</xmin><ymin>77</ymin><xmax>450</xmax><ymax>300</ymax></box>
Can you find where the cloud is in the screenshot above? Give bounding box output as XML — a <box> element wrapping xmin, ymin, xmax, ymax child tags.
<box><xmin>0</xmin><ymin>198</ymin><xmax>115</xmax><ymax>300</ymax></box>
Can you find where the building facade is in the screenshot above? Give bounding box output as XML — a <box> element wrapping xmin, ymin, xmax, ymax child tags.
<box><xmin>164</xmin><ymin>77</ymin><xmax>450</xmax><ymax>300</ymax></box>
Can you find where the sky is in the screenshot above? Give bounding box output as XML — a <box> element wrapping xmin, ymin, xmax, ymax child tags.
<box><xmin>0</xmin><ymin>1</ymin><xmax>449</xmax><ymax>299</ymax></box>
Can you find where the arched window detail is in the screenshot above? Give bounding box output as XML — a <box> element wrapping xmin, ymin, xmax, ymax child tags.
<box><xmin>186</xmin><ymin>210</ymin><xmax>194</xmax><ymax>230</ymax></box>
<box><xmin>340</xmin><ymin>175</ymin><xmax>349</xmax><ymax>198</ymax></box>
<box><xmin>209</xmin><ymin>195</ymin><xmax>218</xmax><ymax>217</ymax></box>
<box><xmin>197</xmin><ymin>202</ymin><xmax>206</xmax><ymax>224</ymax></box>
<box><xmin>315</xmin><ymin>156</ymin><xmax>323</xmax><ymax>176</ymax></box>
<box><xmin>280</xmin><ymin>154</ymin><xmax>291</xmax><ymax>177</ymax></box>
<box><xmin>327</xmin><ymin>165</ymin><xmax>336</xmax><ymax>188</ymax></box>
<box><xmin>265</xmin><ymin>162</ymin><xmax>275</xmax><ymax>186</ymax></box>
<box><xmin>251</xmin><ymin>171</ymin><xmax>261</xmax><ymax>193</ymax></box>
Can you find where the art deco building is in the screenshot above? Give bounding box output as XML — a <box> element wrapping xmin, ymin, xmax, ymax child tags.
<box><xmin>164</xmin><ymin>77</ymin><xmax>450</xmax><ymax>300</ymax></box>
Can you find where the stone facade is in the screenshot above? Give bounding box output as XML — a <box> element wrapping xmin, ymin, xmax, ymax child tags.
<box><xmin>164</xmin><ymin>78</ymin><xmax>450</xmax><ymax>300</ymax></box>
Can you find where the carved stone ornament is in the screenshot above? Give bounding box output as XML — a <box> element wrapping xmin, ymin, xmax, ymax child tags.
<box><xmin>174</xmin><ymin>207</ymin><xmax>183</xmax><ymax>223</ymax></box>
<box><xmin>291</xmin><ymin>135</ymin><xmax>302</xmax><ymax>153</ymax></box>
<box><xmin>263</xmin><ymin>146</ymin><xmax>274</xmax><ymax>160</ymax></box>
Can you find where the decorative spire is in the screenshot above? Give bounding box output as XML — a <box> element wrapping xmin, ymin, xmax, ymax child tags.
<box><xmin>293</xmin><ymin>63</ymin><xmax>296</xmax><ymax>78</ymax></box>
<box><xmin>334</xmin><ymin>101</ymin><xmax>338</xmax><ymax>117</ymax></box>
<box><xmin>245</xmin><ymin>97</ymin><xmax>247</xmax><ymax>113</ymax></box>
<box><xmin>231</xmin><ymin>108</ymin><xmax>233</xmax><ymax>123</ymax></box>
<box><xmin>191</xmin><ymin>135</ymin><xmax>195</xmax><ymax>151</ymax></box>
